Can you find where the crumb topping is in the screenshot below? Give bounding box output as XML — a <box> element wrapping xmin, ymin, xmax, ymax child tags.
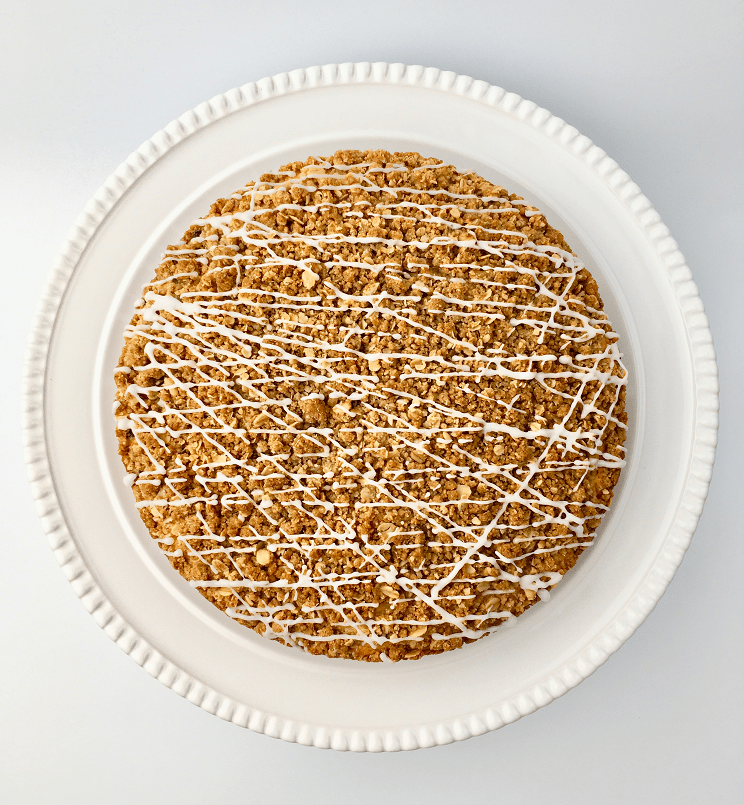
<box><xmin>115</xmin><ymin>149</ymin><xmax>627</xmax><ymax>662</ymax></box>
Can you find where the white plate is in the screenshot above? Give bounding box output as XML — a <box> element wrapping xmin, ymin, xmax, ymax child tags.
<box><xmin>23</xmin><ymin>63</ymin><xmax>718</xmax><ymax>751</ymax></box>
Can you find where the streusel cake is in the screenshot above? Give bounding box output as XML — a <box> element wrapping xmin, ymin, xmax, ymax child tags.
<box><xmin>115</xmin><ymin>150</ymin><xmax>627</xmax><ymax>662</ymax></box>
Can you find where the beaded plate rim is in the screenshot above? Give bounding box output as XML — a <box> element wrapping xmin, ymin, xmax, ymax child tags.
<box><xmin>22</xmin><ymin>62</ymin><xmax>719</xmax><ymax>752</ymax></box>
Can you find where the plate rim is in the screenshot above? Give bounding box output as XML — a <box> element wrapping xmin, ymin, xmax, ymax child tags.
<box><xmin>22</xmin><ymin>61</ymin><xmax>719</xmax><ymax>752</ymax></box>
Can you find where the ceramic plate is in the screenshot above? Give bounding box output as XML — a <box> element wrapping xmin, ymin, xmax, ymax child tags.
<box><xmin>23</xmin><ymin>63</ymin><xmax>718</xmax><ymax>751</ymax></box>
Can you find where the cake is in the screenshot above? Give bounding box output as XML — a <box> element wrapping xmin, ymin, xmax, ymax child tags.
<box><xmin>114</xmin><ymin>150</ymin><xmax>627</xmax><ymax>662</ymax></box>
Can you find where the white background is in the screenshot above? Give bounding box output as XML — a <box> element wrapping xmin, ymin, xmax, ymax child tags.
<box><xmin>1</xmin><ymin>1</ymin><xmax>742</xmax><ymax>802</ymax></box>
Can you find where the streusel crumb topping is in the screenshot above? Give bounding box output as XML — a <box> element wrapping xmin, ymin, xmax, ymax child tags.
<box><xmin>115</xmin><ymin>150</ymin><xmax>627</xmax><ymax>661</ymax></box>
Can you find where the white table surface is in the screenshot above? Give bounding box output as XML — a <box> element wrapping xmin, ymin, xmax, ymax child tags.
<box><xmin>2</xmin><ymin>1</ymin><xmax>742</xmax><ymax>802</ymax></box>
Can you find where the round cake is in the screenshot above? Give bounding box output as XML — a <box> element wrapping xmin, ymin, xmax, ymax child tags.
<box><xmin>115</xmin><ymin>150</ymin><xmax>627</xmax><ymax>662</ymax></box>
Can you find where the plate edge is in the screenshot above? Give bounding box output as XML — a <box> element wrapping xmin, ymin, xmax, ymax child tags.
<box><xmin>21</xmin><ymin>61</ymin><xmax>720</xmax><ymax>753</ymax></box>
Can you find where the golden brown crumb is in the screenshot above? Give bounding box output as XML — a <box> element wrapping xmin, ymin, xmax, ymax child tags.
<box><xmin>114</xmin><ymin>149</ymin><xmax>627</xmax><ymax>662</ymax></box>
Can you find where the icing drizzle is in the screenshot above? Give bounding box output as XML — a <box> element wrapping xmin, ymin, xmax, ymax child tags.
<box><xmin>115</xmin><ymin>155</ymin><xmax>627</xmax><ymax>658</ymax></box>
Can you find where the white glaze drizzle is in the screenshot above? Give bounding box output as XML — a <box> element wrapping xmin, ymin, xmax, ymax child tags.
<box><xmin>117</xmin><ymin>158</ymin><xmax>627</xmax><ymax>652</ymax></box>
